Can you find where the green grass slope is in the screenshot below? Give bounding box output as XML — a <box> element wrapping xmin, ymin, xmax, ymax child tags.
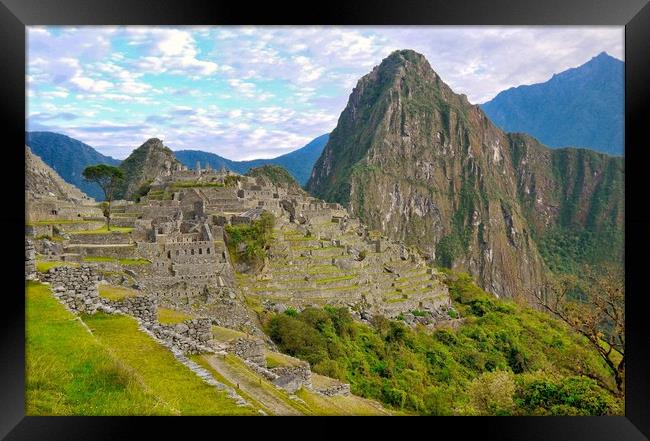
<box><xmin>26</xmin><ymin>281</ymin><xmax>255</xmax><ymax>415</ymax></box>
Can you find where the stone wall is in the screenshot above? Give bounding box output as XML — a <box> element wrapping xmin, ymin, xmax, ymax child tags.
<box><xmin>40</xmin><ymin>265</ymin><xmax>101</xmax><ymax>314</ymax></box>
<box><xmin>25</xmin><ymin>239</ymin><xmax>36</xmax><ymax>278</ymax></box>
<box><xmin>228</xmin><ymin>338</ymin><xmax>266</xmax><ymax>366</ymax></box>
<box><xmin>26</xmin><ymin>224</ymin><xmax>53</xmax><ymax>238</ymax></box>
<box><xmin>147</xmin><ymin>318</ymin><xmax>214</xmax><ymax>355</ymax></box>
<box><xmin>271</xmin><ymin>364</ymin><xmax>312</xmax><ymax>393</ymax></box>
<box><xmin>316</xmin><ymin>382</ymin><xmax>351</xmax><ymax>397</ymax></box>
<box><xmin>65</xmin><ymin>244</ymin><xmax>137</xmax><ymax>258</ymax></box>
<box><xmin>27</xmin><ymin>201</ymin><xmax>102</xmax><ymax>222</ymax></box>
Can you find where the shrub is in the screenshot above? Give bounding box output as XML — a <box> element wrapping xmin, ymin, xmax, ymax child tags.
<box><xmin>225</xmin><ymin>212</ymin><xmax>275</xmax><ymax>266</ymax></box>
<box><xmin>515</xmin><ymin>374</ymin><xmax>620</xmax><ymax>416</ymax></box>
<box><xmin>468</xmin><ymin>370</ymin><xmax>516</xmax><ymax>415</ymax></box>
<box><xmin>284</xmin><ymin>307</ymin><xmax>298</xmax><ymax>317</ymax></box>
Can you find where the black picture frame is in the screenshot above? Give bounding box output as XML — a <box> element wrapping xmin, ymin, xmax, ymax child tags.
<box><xmin>2</xmin><ymin>0</ymin><xmax>649</xmax><ymax>439</ymax></box>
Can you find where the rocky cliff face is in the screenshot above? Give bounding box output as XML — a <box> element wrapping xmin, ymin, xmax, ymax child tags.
<box><xmin>26</xmin><ymin>145</ymin><xmax>93</xmax><ymax>203</ymax></box>
<box><xmin>306</xmin><ymin>50</ymin><xmax>623</xmax><ymax>300</ymax></box>
<box><xmin>118</xmin><ymin>138</ymin><xmax>181</xmax><ymax>200</ymax></box>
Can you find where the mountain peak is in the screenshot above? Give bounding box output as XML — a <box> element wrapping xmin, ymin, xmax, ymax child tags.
<box><xmin>384</xmin><ymin>49</ymin><xmax>428</xmax><ymax>64</ymax></box>
<box><xmin>118</xmin><ymin>138</ymin><xmax>181</xmax><ymax>199</ymax></box>
<box><xmin>376</xmin><ymin>49</ymin><xmax>435</xmax><ymax>77</ymax></box>
<box><xmin>139</xmin><ymin>138</ymin><xmax>165</xmax><ymax>150</ymax></box>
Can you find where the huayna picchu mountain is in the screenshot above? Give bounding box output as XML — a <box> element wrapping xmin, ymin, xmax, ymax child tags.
<box><xmin>306</xmin><ymin>49</ymin><xmax>623</xmax><ymax>300</ymax></box>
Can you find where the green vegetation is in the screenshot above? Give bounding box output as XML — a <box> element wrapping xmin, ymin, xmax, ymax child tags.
<box><xmin>263</xmin><ymin>272</ymin><xmax>621</xmax><ymax>415</ymax></box>
<box><xmin>536</xmin><ymin>226</ymin><xmax>623</xmax><ymax>276</ymax></box>
<box><xmin>36</xmin><ymin>260</ymin><xmax>79</xmax><ymax>272</ymax></box>
<box><xmin>265</xmin><ymin>351</ymin><xmax>299</xmax><ymax>369</ymax></box>
<box><xmin>157</xmin><ymin>307</ymin><xmax>193</xmax><ymax>324</ymax></box>
<box><xmin>69</xmin><ymin>226</ymin><xmax>133</xmax><ymax>235</ymax></box>
<box><xmin>132</xmin><ymin>179</ymin><xmax>153</xmax><ymax>202</ymax></box>
<box><xmin>170</xmin><ymin>181</ymin><xmax>225</xmax><ymax>189</ymax></box>
<box><xmin>225</xmin><ymin>212</ymin><xmax>275</xmax><ymax>266</ymax></box>
<box><xmin>145</xmin><ymin>189</ymin><xmax>174</xmax><ymax>201</ymax></box>
<box><xmin>315</xmin><ymin>274</ymin><xmax>356</xmax><ymax>285</ymax></box>
<box><xmin>82</xmin><ymin>256</ymin><xmax>151</xmax><ymax>265</ymax></box>
<box><xmin>27</xmin><ymin>281</ymin><xmax>255</xmax><ymax>415</ymax></box>
<box><xmin>26</xmin><ymin>281</ymin><xmax>172</xmax><ymax>415</ymax></box>
<box><xmin>34</xmin><ymin>234</ymin><xmax>65</xmax><ymax>242</ymax></box>
<box><xmin>245</xmin><ymin>165</ymin><xmax>302</xmax><ymax>193</ymax></box>
<box><xmin>223</xmin><ymin>175</ymin><xmax>240</xmax><ymax>188</ymax></box>
<box><xmin>211</xmin><ymin>325</ymin><xmax>247</xmax><ymax>342</ymax></box>
<box><xmin>28</xmin><ymin>219</ymin><xmax>91</xmax><ymax>226</ymax></box>
<box><xmin>84</xmin><ymin>313</ymin><xmax>255</xmax><ymax>415</ymax></box>
<box><xmin>98</xmin><ymin>285</ymin><xmax>139</xmax><ymax>301</ymax></box>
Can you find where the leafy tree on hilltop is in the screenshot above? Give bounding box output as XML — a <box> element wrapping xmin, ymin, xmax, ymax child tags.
<box><xmin>82</xmin><ymin>164</ymin><xmax>124</xmax><ymax>231</ymax></box>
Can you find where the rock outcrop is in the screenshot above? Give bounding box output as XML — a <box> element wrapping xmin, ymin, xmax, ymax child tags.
<box><xmin>306</xmin><ymin>49</ymin><xmax>623</xmax><ymax>301</ymax></box>
<box><xmin>118</xmin><ymin>138</ymin><xmax>182</xmax><ymax>200</ymax></box>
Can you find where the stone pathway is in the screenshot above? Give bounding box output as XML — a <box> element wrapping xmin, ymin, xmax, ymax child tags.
<box><xmin>204</xmin><ymin>354</ymin><xmax>303</xmax><ymax>416</ymax></box>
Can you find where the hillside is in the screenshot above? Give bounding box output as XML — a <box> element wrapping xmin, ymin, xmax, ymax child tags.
<box><xmin>117</xmin><ymin>138</ymin><xmax>182</xmax><ymax>200</ymax></box>
<box><xmin>25</xmin><ymin>131</ymin><xmax>120</xmax><ymax>200</ymax></box>
<box><xmin>481</xmin><ymin>52</ymin><xmax>624</xmax><ymax>155</ymax></box>
<box><xmin>306</xmin><ymin>49</ymin><xmax>623</xmax><ymax>299</ymax></box>
<box><xmin>245</xmin><ymin>165</ymin><xmax>305</xmax><ymax>195</ymax></box>
<box><xmin>25</xmin><ymin>145</ymin><xmax>93</xmax><ymax>203</ymax></box>
<box><xmin>176</xmin><ymin>133</ymin><xmax>329</xmax><ymax>186</ymax></box>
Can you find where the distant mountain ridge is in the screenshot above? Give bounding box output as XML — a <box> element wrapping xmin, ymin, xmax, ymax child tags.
<box><xmin>25</xmin><ymin>132</ymin><xmax>329</xmax><ymax>200</ymax></box>
<box><xmin>25</xmin><ymin>131</ymin><xmax>120</xmax><ymax>200</ymax></box>
<box><xmin>481</xmin><ymin>52</ymin><xmax>624</xmax><ymax>155</ymax></box>
<box><xmin>175</xmin><ymin>133</ymin><xmax>329</xmax><ymax>186</ymax></box>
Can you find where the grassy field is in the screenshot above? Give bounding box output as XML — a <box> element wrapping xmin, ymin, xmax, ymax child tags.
<box><xmin>84</xmin><ymin>313</ymin><xmax>255</xmax><ymax>415</ymax></box>
<box><xmin>98</xmin><ymin>285</ymin><xmax>139</xmax><ymax>301</ymax></box>
<box><xmin>157</xmin><ymin>307</ymin><xmax>193</xmax><ymax>324</ymax></box>
<box><xmin>27</xmin><ymin>219</ymin><xmax>92</xmax><ymax>226</ymax></box>
<box><xmin>69</xmin><ymin>226</ymin><xmax>134</xmax><ymax>235</ymax></box>
<box><xmin>25</xmin><ymin>281</ymin><xmax>171</xmax><ymax>415</ymax></box>
<box><xmin>26</xmin><ymin>281</ymin><xmax>255</xmax><ymax>415</ymax></box>
<box><xmin>35</xmin><ymin>260</ymin><xmax>79</xmax><ymax>272</ymax></box>
<box><xmin>211</xmin><ymin>325</ymin><xmax>248</xmax><ymax>342</ymax></box>
<box><xmin>82</xmin><ymin>256</ymin><xmax>151</xmax><ymax>265</ymax></box>
<box><xmin>265</xmin><ymin>350</ymin><xmax>302</xmax><ymax>368</ymax></box>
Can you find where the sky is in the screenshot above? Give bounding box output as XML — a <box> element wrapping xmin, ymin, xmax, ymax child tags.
<box><xmin>26</xmin><ymin>26</ymin><xmax>623</xmax><ymax>160</ymax></box>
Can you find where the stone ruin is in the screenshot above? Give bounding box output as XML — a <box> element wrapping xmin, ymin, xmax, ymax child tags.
<box><xmin>26</xmin><ymin>160</ymin><xmax>453</xmax><ymax>399</ymax></box>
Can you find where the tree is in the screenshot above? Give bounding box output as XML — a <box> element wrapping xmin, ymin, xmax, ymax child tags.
<box><xmin>535</xmin><ymin>264</ymin><xmax>624</xmax><ymax>394</ymax></box>
<box><xmin>82</xmin><ymin>165</ymin><xmax>124</xmax><ymax>231</ymax></box>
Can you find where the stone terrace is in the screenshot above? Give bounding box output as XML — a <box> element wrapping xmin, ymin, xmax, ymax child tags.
<box><xmin>238</xmin><ymin>217</ymin><xmax>451</xmax><ymax>323</ymax></box>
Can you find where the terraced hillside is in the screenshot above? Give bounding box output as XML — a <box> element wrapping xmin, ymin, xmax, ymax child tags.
<box><xmin>238</xmin><ymin>217</ymin><xmax>452</xmax><ymax>325</ymax></box>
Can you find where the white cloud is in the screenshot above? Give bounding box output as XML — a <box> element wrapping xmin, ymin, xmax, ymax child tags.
<box><xmin>27</xmin><ymin>25</ymin><xmax>624</xmax><ymax>160</ymax></box>
<box><xmin>69</xmin><ymin>75</ymin><xmax>113</xmax><ymax>93</ymax></box>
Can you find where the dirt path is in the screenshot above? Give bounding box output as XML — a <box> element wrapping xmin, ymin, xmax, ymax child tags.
<box><xmin>204</xmin><ymin>355</ymin><xmax>303</xmax><ymax>416</ymax></box>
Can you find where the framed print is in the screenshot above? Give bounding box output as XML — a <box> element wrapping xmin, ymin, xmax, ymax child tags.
<box><xmin>2</xmin><ymin>0</ymin><xmax>649</xmax><ymax>439</ymax></box>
